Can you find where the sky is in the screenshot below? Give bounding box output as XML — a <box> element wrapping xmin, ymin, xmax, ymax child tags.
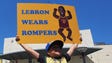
<box><xmin>0</xmin><ymin>0</ymin><xmax>112</xmax><ymax>53</ymax></box>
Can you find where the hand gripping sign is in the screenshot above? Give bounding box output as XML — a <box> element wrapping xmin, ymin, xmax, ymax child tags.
<box><xmin>17</xmin><ymin>3</ymin><xmax>81</xmax><ymax>44</ymax></box>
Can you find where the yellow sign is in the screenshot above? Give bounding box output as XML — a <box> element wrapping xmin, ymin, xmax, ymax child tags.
<box><xmin>17</xmin><ymin>3</ymin><xmax>81</xmax><ymax>44</ymax></box>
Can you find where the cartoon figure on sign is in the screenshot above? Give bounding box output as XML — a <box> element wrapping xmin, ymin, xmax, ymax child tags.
<box><xmin>53</xmin><ymin>6</ymin><xmax>72</xmax><ymax>41</ymax></box>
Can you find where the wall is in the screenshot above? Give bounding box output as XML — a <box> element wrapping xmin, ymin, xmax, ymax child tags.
<box><xmin>88</xmin><ymin>45</ymin><xmax>112</xmax><ymax>63</ymax></box>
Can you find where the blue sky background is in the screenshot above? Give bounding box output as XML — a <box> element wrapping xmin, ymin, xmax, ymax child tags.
<box><xmin>0</xmin><ymin>0</ymin><xmax>112</xmax><ymax>54</ymax></box>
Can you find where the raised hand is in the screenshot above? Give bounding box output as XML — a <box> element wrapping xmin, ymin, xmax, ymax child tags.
<box><xmin>15</xmin><ymin>35</ymin><xmax>20</xmax><ymax>41</ymax></box>
<box><xmin>54</xmin><ymin>8</ymin><xmax>57</xmax><ymax>11</ymax></box>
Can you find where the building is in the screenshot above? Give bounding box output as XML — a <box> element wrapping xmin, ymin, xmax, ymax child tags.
<box><xmin>1</xmin><ymin>29</ymin><xmax>112</xmax><ymax>63</ymax></box>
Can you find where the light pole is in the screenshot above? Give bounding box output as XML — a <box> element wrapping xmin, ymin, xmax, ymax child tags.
<box><xmin>28</xmin><ymin>57</ymin><xmax>32</xmax><ymax>63</ymax></box>
<box><xmin>77</xmin><ymin>47</ymin><xmax>88</xmax><ymax>63</ymax></box>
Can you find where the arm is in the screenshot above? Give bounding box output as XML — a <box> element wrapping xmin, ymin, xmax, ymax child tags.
<box><xmin>67</xmin><ymin>44</ymin><xmax>78</xmax><ymax>57</ymax></box>
<box><xmin>20</xmin><ymin>44</ymin><xmax>40</xmax><ymax>59</ymax></box>
<box><xmin>67</xmin><ymin>38</ymin><xmax>82</xmax><ymax>56</ymax></box>
<box><xmin>16</xmin><ymin>36</ymin><xmax>40</xmax><ymax>59</ymax></box>
<box><xmin>53</xmin><ymin>8</ymin><xmax>59</xmax><ymax>19</ymax></box>
<box><xmin>67</xmin><ymin>10</ymin><xmax>72</xmax><ymax>19</ymax></box>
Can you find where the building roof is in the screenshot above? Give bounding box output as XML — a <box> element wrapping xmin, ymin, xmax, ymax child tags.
<box><xmin>0</xmin><ymin>47</ymin><xmax>102</xmax><ymax>60</ymax></box>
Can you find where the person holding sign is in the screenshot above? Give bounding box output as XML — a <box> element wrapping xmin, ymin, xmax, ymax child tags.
<box><xmin>16</xmin><ymin>36</ymin><xmax>82</xmax><ymax>63</ymax></box>
<box><xmin>53</xmin><ymin>6</ymin><xmax>72</xmax><ymax>42</ymax></box>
